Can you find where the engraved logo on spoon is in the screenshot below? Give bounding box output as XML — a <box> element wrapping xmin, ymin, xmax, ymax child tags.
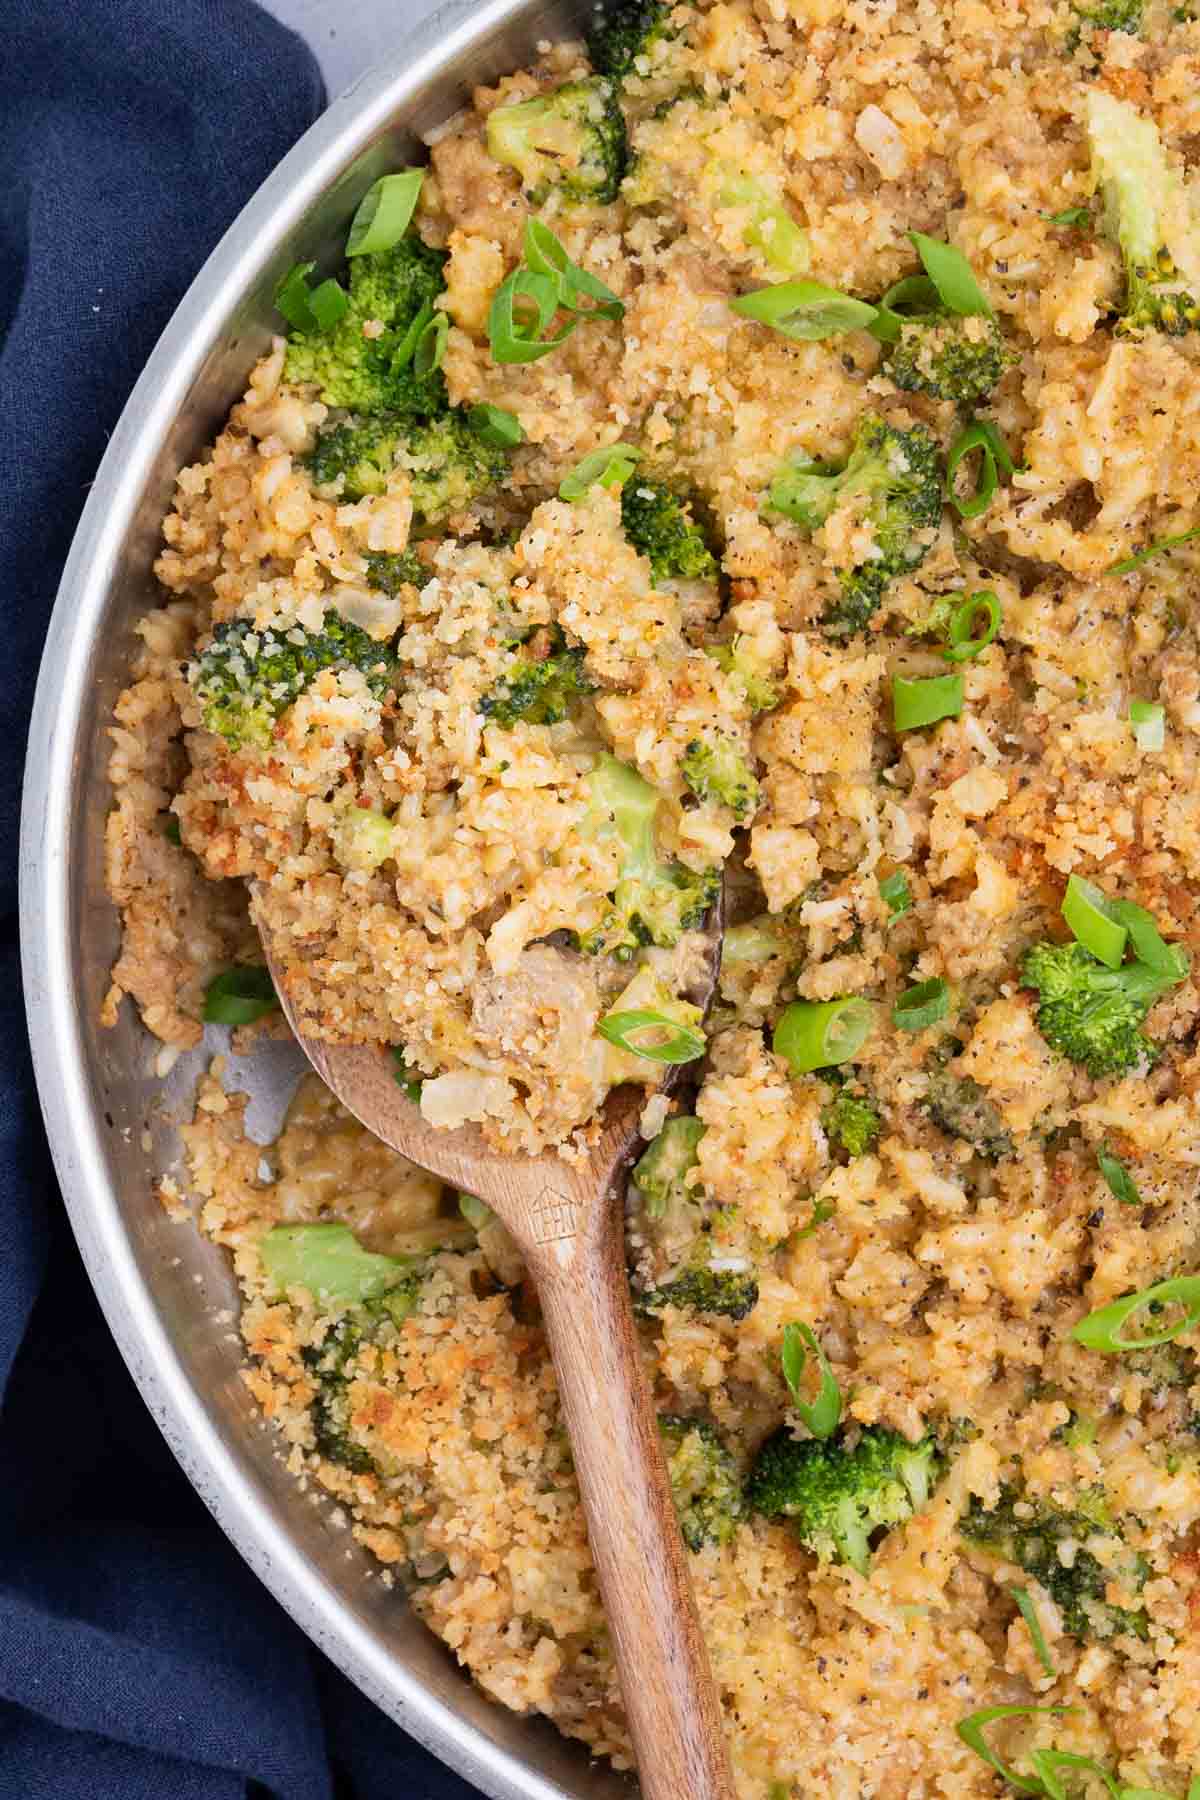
<box><xmin>530</xmin><ymin>1186</ymin><xmax>580</xmax><ymax>1244</ymax></box>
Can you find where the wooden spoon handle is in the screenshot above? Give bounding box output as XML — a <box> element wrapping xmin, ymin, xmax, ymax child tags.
<box><xmin>530</xmin><ymin>1230</ymin><xmax>735</xmax><ymax>1800</ymax></box>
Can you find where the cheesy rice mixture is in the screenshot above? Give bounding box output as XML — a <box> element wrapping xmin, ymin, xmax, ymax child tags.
<box><xmin>105</xmin><ymin>0</ymin><xmax>1200</xmax><ymax>1791</ymax></box>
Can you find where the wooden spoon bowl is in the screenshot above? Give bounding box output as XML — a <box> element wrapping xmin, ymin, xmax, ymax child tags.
<box><xmin>257</xmin><ymin>901</ymin><xmax>734</xmax><ymax>1800</ymax></box>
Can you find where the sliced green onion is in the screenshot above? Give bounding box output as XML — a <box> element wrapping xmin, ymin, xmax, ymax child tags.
<box><xmin>1029</xmin><ymin>1749</ymin><xmax>1122</xmax><ymax>1800</ymax></box>
<box><xmin>1108</xmin><ymin>525</ymin><xmax>1200</xmax><ymax>574</ymax></box>
<box><xmin>880</xmin><ymin>273</ymin><xmax>942</xmax><ymax>314</ymax></box>
<box><xmin>346</xmin><ymin>170</ymin><xmax>424</xmax><ymax>256</ymax></box>
<box><xmin>392</xmin><ymin>1046</ymin><xmax>423</xmax><ymax>1103</ymax></box>
<box><xmin>946</xmin><ymin>419</ymin><xmax>1014</xmax><ymax>520</ymax></box>
<box><xmin>773</xmin><ymin>997</ymin><xmax>874</xmax><ymax>1074</ymax></box>
<box><xmin>487</xmin><ymin>267</ymin><xmax>573</xmax><ymax>364</ymax></box>
<box><xmin>1041</xmin><ymin>205</ymin><xmax>1093</xmax><ymax>230</ymax></box>
<box><xmin>412</xmin><ymin>309</ymin><xmax>448</xmax><ymax>376</ymax></box>
<box><xmin>203</xmin><ymin>965</ymin><xmax>278</xmax><ymax>1026</ymax></box>
<box><xmin>307</xmin><ymin>278</ymin><xmax>350</xmax><ymax>329</ymax></box>
<box><xmin>942</xmin><ymin>590</ymin><xmax>1002</xmax><ymax>662</ymax></box>
<box><xmin>1073</xmin><ymin>1275</ymin><xmax>1200</xmax><ymax>1352</ymax></box>
<box><xmin>392</xmin><ymin>298</ymin><xmax>435</xmax><ymax>371</ymax></box>
<box><xmin>275</xmin><ymin>261</ymin><xmax>317</xmax><ymax>328</ymax></box>
<box><xmin>780</xmin><ymin>1322</ymin><xmax>842</xmax><ymax>1439</ymax></box>
<box><xmin>1062</xmin><ymin>873</ymin><xmax>1127</xmax><ymax>969</ymax></box>
<box><xmin>274</xmin><ymin>262</ymin><xmax>348</xmax><ymax>333</ymax></box>
<box><xmin>909</xmin><ymin>231</ymin><xmax>993</xmax><ymax>317</ymax></box>
<box><xmin>729</xmin><ymin>279</ymin><xmax>878</xmax><ymax>342</ymax></box>
<box><xmin>870</xmin><ymin>273</ymin><xmax>942</xmax><ymax>341</ymax></box>
<box><xmin>259</xmin><ymin>1221</ymin><xmax>419</xmax><ymax>1304</ymax></box>
<box><xmin>598</xmin><ymin>1009</ymin><xmax>706</xmax><ymax>1064</ymax></box>
<box><xmin>879</xmin><ymin>871</ymin><xmax>912</xmax><ymax>916</ymax></box>
<box><xmin>458</xmin><ymin>1191</ymin><xmax>492</xmax><ymax>1230</ymax></box>
<box><xmin>523</xmin><ymin>217</ymin><xmax>624</xmax><ymax>319</ymax></box>
<box><xmin>892</xmin><ymin>977</ymin><xmax>949</xmax><ymax>1032</ymax></box>
<box><xmin>892</xmin><ymin>673</ymin><xmax>964</xmax><ymax>731</ymax></box>
<box><xmin>559</xmin><ymin>442</ymin><xmax>641</xmax><ymax>501</ymax></box>
<box><xmin>1097</xmin><ymin>1148</ymin><xmax>1140</xmax><ymax>1207</ymax></box>
<box><xmin>467</xmin><ymin>403</ymin><xmax>524</xmax><ymax>450</ymax></box>
<box><xmin>1108</xmin><ymin>897</ymin><xmax>1188</xmax><ymax>980</ymax></box>
<box><xmin>1010</xmin><ymin>1587</ymin><xmax>1055</xmax><ymax>1677</ymax></box>
<box><xmin>1130</xmin><ymin>698</ymin><xmax>1165</xmax><ymax>751</ymax></box>
<box><xmin>955</xmin><ymin>1706</ymin><xmax>1072</xmax><ymax>1796</ymax></box>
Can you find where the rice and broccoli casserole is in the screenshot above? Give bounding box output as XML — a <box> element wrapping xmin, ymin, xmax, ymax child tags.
<box><xmin>103</xmin><ymin>0</ymin><xmax>1200</xmax><ymax>1790</ymax></box>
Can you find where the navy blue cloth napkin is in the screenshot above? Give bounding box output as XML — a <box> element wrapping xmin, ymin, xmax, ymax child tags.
<box><xmin>0</xmin><ymin>3</ymin><xmax>480</xmax><ymax>1795</ymax></box>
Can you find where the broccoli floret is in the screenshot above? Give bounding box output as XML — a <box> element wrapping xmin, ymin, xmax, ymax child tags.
<box><xmin>658</xmin><ymin>1415</ymin><xmax>746</xmax><ymax>1550</ymax></box>
<box><xmin>681</xmin><ymin>736</ymin><xmax>760</xmax><ymax>818</ymax></box>
<box><xmin>707</xmin><ymin>638</ymin><xmax>781</xmax><ymax>715</ymax></box>
<box><xmin>924</xmin><ymin>1046</ymin><xmax>1013</xmax><ymax>1160</ymax></box>
<box><xmin>480</xmin><ymin>625</ymin><xmax>593</xmax><ymax>727</ymax></box>
<box><xmin>961</xmin><ymin>1486</ymin><xmax>1148</xmax><ymax>1642</ymax></box>
<box><xmin>404</xmin><ymin>411</ymin><xmax>510</xmax><ymax>523</ymax></box>
<box><xmin>620</xmin><ymin>477</ymin><xmax>718</xmax><ymax>584</ymax></box>
<box><xmin>260</xmin><ymin>1220</ymin><xmax>427</xmax><ymax>1475</ymax></box>
<box><xmin>633</xmin><ymin>1116</ymin><xmax>705</xmax><ymax>1218</ymax></box>
<box><xmin>190</xmin><ymin>613</ymin><xmax>396</xmax><ymax>750</ymax></box>
<box><xmin>748</xmin><ymin>1424</ymin><xmax>942</xmax><ymax>1574</ymax></box>
<box><xmin>307</xmin><ymin>414</ymin><xmax>404</xmax><ymax>499</ymax></box>
<box><xmin>706</xmin><ymin>164</ymin><xmax>811</xmax><ymax>275</ymax></box>
<box><xmin>486</xmin><ymin>77</ymin><xmax>626</xmax><ymax>205</ymax></box>
<box><xmin>284</xmin><ymin>236</ymin><xmax>448</xmax><ymax>413</ymax></box>
<box><xmin>577</xmin><ymin>753</ymin><xmax>720</xmax><ymax>954</ymax></box>
<box><xmin>332</xmin><ymin>806</ymin><xmax>396</xmax><ymax>873</ymax></box>
<box><xmin>638</xmin><ymin>1263</ymin><xmax>760</xmax><ymax>1321</ymax></box>
<box><xmin>1085</xmin><ymin>90</ymin><xmax>1199</xmax><ymax>337</ymax></box>
<box><xmin>365</xmin><ymin>550</ymin><xmax>426</xmax><ymax>596</ymax></box>
<box><xmin>301</xmin><ymin>1286</ymin><xmax>424</xmax><ymax>1473</ymax></box>
<box><xmin>884</xmin><ymin>314</ymin><xmax>1012</xmax><ymax>406</ymax></box>
<box><xmin>821</xmin><ymin>1085</ymin><xmax>881</xmax><ymax>1157</ymax></box>
<box><xmin>309</xmin><ymin>409</ymin><xmax>507</xmax><ymax>517</ymax></box>
<box><xmin>1021</xmin><ymin>939</ymin><xmax>1186</xmax><ymax>1079</ymax></box>
<box><xmin>1072</xmin><ymin>0</ymin><xmax>1143</xmax><ymax>36</ymax></box>
<box><xmin>768</xmin><ymin>416</ymin><xmax>942</xmax><ymax>636</ymax></box>
<box><xmin>588</xmin><ymin>0</ymin><xmax>673</xmax><ymax>80</ymax></box>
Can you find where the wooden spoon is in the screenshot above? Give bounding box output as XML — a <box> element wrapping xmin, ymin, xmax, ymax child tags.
<box><xmin>257</xmin><ymin>905</ymin><xmax>735</xmax><ymax>1800</ymax></box>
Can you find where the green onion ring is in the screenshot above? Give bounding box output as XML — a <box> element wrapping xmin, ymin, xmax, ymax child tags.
<box><xmin>892</xmin><ymin>673</ymin><xmax>964</xmax><ymax>732</ymax></box>
<box><xmin>559</xmin><ymin>443</ymin><xmax>641</xmax><ymax>501</ymax></box>
<box><xmin>955</xmin><ymin>1706</ymin><xmax>1073</xmax><ymax>1796</ymax></box>
<box><xmin>942</xmin><ymin>590</ymin><xmax>1002</xmax><ymax>662</ymax></box>
<box><xmin>1073</xmin><ymin>1275</ymin><xmax>1200</xmax><ymax>1352</ymax></box>
<box><xmin>345</xmin><ymin>170</ymin><xmax>424</xmax><ymax>257</ymax></box>
<box><xmin>203</xmin><ymin>965</ymin><xmax>278</xmax><ymax>1026</ymax></box>
<box><xmin>597</xmin><ymin>1009</ymin><xmax>706</xmax><ymax>1064</ymax></box>
<box><xmin>729</xmin><ymin>279</ymin><xmax>879</xmax><ymax>341</ymax></box>
<box><xmin>467</xmin><ymin>403</ymin><xmax>524</xmax><ymax>450</ymax></box>
<box><xmin>412</xmin><ymin>309</ymin><xmax>448</xmax><ymax>376</ymax></box>
<box><xmin>909</xmin><ymin>231</ymin><xmax>994</xmax><ymax>317</ymax></box>
<box><xmin>892</xmin><ymin>977</ymin><xmax>949</xmax><ymax>1032</ymax></box>
<box><xmin>773</xmin><ymin>997</ymin><xmax>874</xmax><ymax>1074</ymax></box>
<box><xmin>1061</xmin><ymin>873</ymin><xmax>1127</xmax><ymax>969</ymax></box>
<box><xmin>946</xmin><ymin>418</ymin><xmax>1014</xmax><ymax>520</ymax></box>
<box><xmin>780</xmin><ymin>1323</ymin><xmax>842</xmax><ymax>1438</ymax></box>
<box><xmin>487</xmin><ymin>267</ymin><xmax>575</xmax><ymax>364</ymax></box>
